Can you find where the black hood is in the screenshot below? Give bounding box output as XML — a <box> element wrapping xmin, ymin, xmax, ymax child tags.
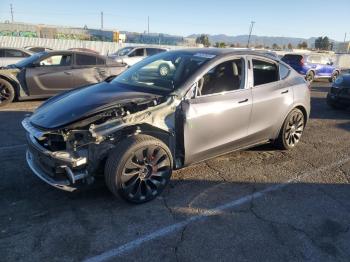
<box><xmin>29</xmin><ymin>81</ymin><xmax>163</xmax><ymax>129</ymax></box>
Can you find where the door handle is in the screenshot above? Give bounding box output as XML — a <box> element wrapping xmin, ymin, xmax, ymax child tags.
<box><xmin>64</xmin><ymin>71</ymin><xmax>71</xmax><ymax>75</ymax></box>
<box><xmin>238</xmin><ymin>98</ymin><xmax>248</xmax><ymax>103</ymax></box>
<box><xmin>281</xmin><ymin>90</ymin><xmax>289</xmax><ymax>94</ymax></box>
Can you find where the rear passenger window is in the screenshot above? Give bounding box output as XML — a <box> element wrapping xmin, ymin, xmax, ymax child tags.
<box><xmin>129</xmin><ymin>48</ymin><xmax>144</xmax><ymax>57</ymax></box>
<box><xmin>252</xmin><ymin>59</ymin><xmax>279</xmax><ymax>86</ymax></box>
<box><xmin>197</xmin><ymin>58</ymin><xmax>245</xmax><ymax>96</ymax></box>
<box><xmin>146</xmin><ymin>48</ymin><xmax>166</xmax><ymax>56</ymax></box>
<box><xmin>279</xmin><ymin>64</ymin><xmax>290</xmax><ymax>79</ymax></box>
<box><xmin>96</xmin><ymin>57</ymin><xmax>105</xmax><ymax>65</ymax></box>
<box><xmin>76</xmin><ymin>54</ymin><xmax>97</xmax><ymax>65</ymax></box>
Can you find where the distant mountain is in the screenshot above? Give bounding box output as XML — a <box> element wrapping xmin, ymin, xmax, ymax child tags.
<box><xmin>187</xmin><ymin>34</ymin><xmax>336</xmax><ymax>48</ymax></box>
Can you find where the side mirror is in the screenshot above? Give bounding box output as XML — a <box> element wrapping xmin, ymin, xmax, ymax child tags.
<box><xmin>327</xmin><ymin>61</ymin><xmax>334</xmax><ymax>66</ymax></box>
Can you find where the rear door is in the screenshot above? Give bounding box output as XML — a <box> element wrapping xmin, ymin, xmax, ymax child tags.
<box><xmin>248</xmin><ymin>57</ymin><xmax>293</xmax><ymax>142</ymax></box>
<box><xmin>182</xmin><ymin>57</ymin><xmax>252</xmax><ymax>165</ymax></box>
<box><xmin>72</xmin><ymin>53</ymin><xmax>108</xmax><ymax>87</ymax></box>
<box><xmin>25</xmin><ymin>53</ymin><xmax>74</xmax><ymax>96</ymax></box>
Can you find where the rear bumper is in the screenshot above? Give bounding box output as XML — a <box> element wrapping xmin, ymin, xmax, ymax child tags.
<box><xmin>25</xmin><ymin>132</ymin><xmax>89</xmax><ymax>192</ymax></box>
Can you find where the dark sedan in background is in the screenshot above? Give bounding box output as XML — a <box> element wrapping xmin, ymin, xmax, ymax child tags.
<box><xmin>0</xmin><ymin>50</ymin><xmax>127</xmax><ymax>106</ymax></box>
<box><xmin>327</xmin><ymin>72</ymin><xmax>350</xmax><ymax>109</ymax></box>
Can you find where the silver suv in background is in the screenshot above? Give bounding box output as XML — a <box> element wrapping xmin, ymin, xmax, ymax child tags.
<box><xmin>108</xmin><ymin>46</ymin><xmax>168</xmax><ymax>67</ymax></box>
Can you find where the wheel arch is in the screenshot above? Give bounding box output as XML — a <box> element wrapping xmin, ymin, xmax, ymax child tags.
<box><xmin>0</xmin><ymin>74</ymin><xmax>20</xmax><ymax>99</ymax></box>
<box><xmin>96</xmin><ymin>123</ymin><xmax>177</xmax><ymax>173</ymax></box>
<box><xmin>273</xmin><ymin>104</ymin><xmax>308</xmax><ymax>140</ymax></box>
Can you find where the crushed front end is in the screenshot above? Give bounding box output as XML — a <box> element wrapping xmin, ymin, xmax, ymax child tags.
<box><xmin>22</xmin><ymin>118</ymin><xmax>91</xmax><ymax>191</ymax></box>
<box><xmin>22</xmin><ymin>95</ymin><xmax>179</xmax><ymax>192</ymax></box>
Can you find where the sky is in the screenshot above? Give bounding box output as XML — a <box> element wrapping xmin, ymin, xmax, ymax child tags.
<box><xmin>0</xmin><ymin>0</ymin><xmax>349</xmax><ymax>41</ymax></box>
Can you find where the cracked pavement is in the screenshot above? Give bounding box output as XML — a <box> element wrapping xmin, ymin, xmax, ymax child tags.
<box><xmin>1</xmin><ymin>81</ymin><xmax>350</xmax><ymax>262</ymax></box>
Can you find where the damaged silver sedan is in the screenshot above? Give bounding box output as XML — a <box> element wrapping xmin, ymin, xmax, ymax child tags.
<box><xmin>22</xmin><ymin>49</ymin><xmax>310</xmax><ymax>203</ymax></box>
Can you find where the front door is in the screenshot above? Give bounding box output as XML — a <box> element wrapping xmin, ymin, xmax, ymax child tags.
<box><xmin>25</xmin><ymin>53</ymin><xmax>74</xmax><ymax>96</ymax></box>
<box><xmin>182</xmin><ymin>58</ymin><xmax>252</xmax><ymax>165</ymax></box>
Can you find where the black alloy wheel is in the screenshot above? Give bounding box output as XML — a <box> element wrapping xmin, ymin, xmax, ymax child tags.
<box><xmin>275</xmin><ymin>108</ymin><xmax>305</xmax><ymax>150</ymax></box>
<box><xmin>0</xmin><ymin>79</ymin><xmax>15</xmax><ymax>106</ymax></box>
<box><xmin>105</xmin><ymin>135</ymin><xmax>172</xmax><ymax>203</ymax></box>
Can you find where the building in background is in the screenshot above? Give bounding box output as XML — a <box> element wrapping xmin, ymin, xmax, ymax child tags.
<box><xmin>0</xmin><ymin>22</ymin><xmax>194</xmax><ymax>46</ymax></box>
<box><xmin>335</xmin><ymin>42</ymin><xmax>350</xmax><ymax>53</ymax></box>
<box><xmin>0</xmin><ymin>22</ymin><xmax>126</xmax><ymax>43</ymax></box>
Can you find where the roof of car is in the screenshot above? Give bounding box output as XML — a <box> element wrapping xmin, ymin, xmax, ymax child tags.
<box><xmin>0</xmin><ymin>47</ymin><xmax>33</xmax><ymax>54</ymax></box>
<box><xmin>168</xmin><ymin>48</ymin><xmax>280</xmax><ymax>60</ymax></box>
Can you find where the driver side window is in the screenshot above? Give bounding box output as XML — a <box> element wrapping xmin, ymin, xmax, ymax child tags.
<box><xmin>197</xmin><ymin>58</ymin><xmax>245</xmax><ymax>96</ymax></box>
<box><xmin>39</xmin><ymin>54</ymin><xmax>72</xmax><ymax>66</ymax></box>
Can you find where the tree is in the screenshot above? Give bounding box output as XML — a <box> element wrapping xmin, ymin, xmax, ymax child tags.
<box><xmin>272</xmin><ymin>43</ymin><xmax>280</xmax><ymax>50</ymax></box>
<box><xmin>315</xmin><ymin>37</ymin><xmax>330</xmax><ymax>50</ymax></box>
<box><xmin>215</xmin><ymin>42</ymin><xmax>227</xmax><ymax>48</ymax></box>
<box><xmin>297</xmin><ymin>41</ymin><xmax>308</xmax><ymax>49</ymax></box>
<box><xmin>287</xmin><ymin>43</ymin><xmax>293</xmax><ymax>50</ymax></box>
<box><xmin>195</xmin><ymin>34</ymin><xmax>210</xmax><ymax>47</ymax></box>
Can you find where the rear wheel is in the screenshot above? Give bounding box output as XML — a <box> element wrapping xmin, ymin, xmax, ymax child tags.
<box><xmin>306</xmin><ymin>71</ymin><xmax>314</xmax><ymax>83</ymax></box>
<box><xmin>105</xmin><ymin>135</ymin><xmax>173</xmax><ymax>203</ymax></box>
<box><xmin>158</xmin><ymin>63</ymin><xmax>170</xmax><ymax>77</ymax></box>
<box><xmin>329</xmin><ymin>71</ymin><xmax>339</xmax><ymax>83</ymax></box>
<box><xmin>274</xmin><ymin>108</ymin><xmax>305</xmax><ymax>150</ymax></box>
<box><xmin>0</xmin><ymin>78</ymin><xmax>15</xmax><ymax>106</ymax></box>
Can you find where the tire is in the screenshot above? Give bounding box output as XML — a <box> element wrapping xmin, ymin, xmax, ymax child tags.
<box><xmin>329</xmin><ymin>71</ymin><xmax>339</xmax><ymax>83</ymax></box>
<box><xmin>0</xmin><ymin>78</ymin><xmax>15</xmax><ymax>106</ymax></box>
<box><xmin>305</xmin><ymin>71</ymin><xmax>314</xmax><ymax>83</ymax></box>
<box><xmin>158</xmin><ymin>63</ymin><xmax>170</xmax><ymax>77</ymax></box>
<box><xmin>105</xmin><ymin>134</ymin><xmax>173</xmax><ymax>204</ymax></box>
<box><xmin>274</xmin><ymin>108</ymin><xmax>305</xmax><ymax>150</ymax></box>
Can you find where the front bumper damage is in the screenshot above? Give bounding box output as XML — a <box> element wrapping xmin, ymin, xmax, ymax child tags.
<box><xmin>23</xmin><ymin>118</ymin><xmax>89</xmax><ymax>191</ymax></box>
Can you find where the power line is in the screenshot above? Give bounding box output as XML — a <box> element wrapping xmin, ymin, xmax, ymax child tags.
<box><xmin>247</xmin><ymin>21</ymin><xmax>255</xmax><ymax>48</ymax></box>
<box><xmin>10</xmin><ymin>4</ymin><xmax>14</xmax><ymax>23</ymax></box>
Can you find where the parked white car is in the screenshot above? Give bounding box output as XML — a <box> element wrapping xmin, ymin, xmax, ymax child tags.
<box><xmin>0</xmin><ymin>48</ymin><xmax>33</xmax><ymax>67</ymax></box>
<box><xmin>108</xmin><ymin>46</ymin><xmax>167</xmax><ymax>67</ymax></box>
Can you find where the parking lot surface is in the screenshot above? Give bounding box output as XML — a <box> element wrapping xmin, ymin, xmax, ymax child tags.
<box><xmin>1</xmin><ymin>81</ymin><xmax>350</xmax><ymax>262</ymax></box>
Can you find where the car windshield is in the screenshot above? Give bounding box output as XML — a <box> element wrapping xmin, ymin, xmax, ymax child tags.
<box><xmin>114</xmin><ymin>47</ymin><xmax>133</xmax><ymax>56</ymax></box>
<box><xmin>15</xmin><ymin>52</ymin><xmax>46</xmax><ymax>68</ymax></box>
<box><xmin>113</xmin><ymin>51</ymin><xmax>215</xmax><ymax>92</ymax></box>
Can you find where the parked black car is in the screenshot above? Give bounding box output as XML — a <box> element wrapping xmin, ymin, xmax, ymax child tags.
<box><xmin>327</xmin><ymin>73</ymin><xmax>350</xmax><ymax>109</ymax></box>
<box><xmin>0</xmin><ymin>50</ymin><xmax>126</xmax><ymax>106</ymax></box>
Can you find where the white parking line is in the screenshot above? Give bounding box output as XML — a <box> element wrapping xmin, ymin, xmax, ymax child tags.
<box><xmin>83</xmin><ymin>157</ymin><xmax>350</xmax><ymax>262</ymax></box>
<box><xmin>0</xmin><ymin>144</ymin><xmax>26</xmax><ymax>151</ymax></box>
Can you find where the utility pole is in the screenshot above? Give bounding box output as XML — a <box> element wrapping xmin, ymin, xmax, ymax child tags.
<box><xmin>147</xmin><ymin>16</ymin><xmax>150</xmax><ymax>34</ymax></box>
<box><xmin>10</xmin><ymin>4</ymin><xmax>14</xmax><ymax>23</ymax></box>
<box><xmin>344</xmin><ymin>32</ymin><xmax>347</xmax><ymax>43</ymax></box>
<box><xmin>100</xmin><ymin>11</ymin><xmax>104</xmax><ymax>30</ymax></box>
<box><xmin>247</xmin><ymin>21</ymin><xmax>255</xmax><ymax>48</ymax></box>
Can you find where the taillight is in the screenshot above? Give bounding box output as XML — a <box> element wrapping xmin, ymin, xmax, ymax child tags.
<box><xmin>300</xmin><ymin>58</ymin><xmax>304</xmax><ymax>66</ymax></box>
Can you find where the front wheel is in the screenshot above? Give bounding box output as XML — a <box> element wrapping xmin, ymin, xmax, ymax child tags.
<box><xmin>105</xmin><ymin>135</ymin><xmax>173</xmax><ymax>203</ymax></box>
<box><xmin>0</xmin><ymin>78</ymin><xmax>15</xmax><ymax>106</ymax></box>
<box><xmin>274</xmin><ymin>108</ymin><xmax>305</xmax><ymax>150</ymax></box>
